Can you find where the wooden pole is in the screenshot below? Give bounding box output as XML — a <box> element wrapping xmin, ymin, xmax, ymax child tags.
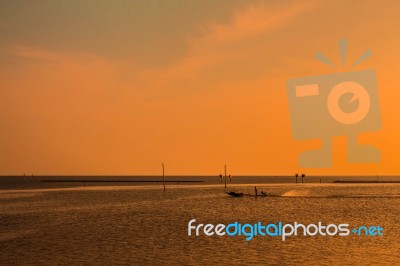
<box><xmin>224</xmin><ymin>165</ymin><xmax>227</xmax><ymax>190</ymax></box>
<box><xmin>162</xmin><ymin>163</ymin><xmax>165</xmax><ymax>191</ymax></box>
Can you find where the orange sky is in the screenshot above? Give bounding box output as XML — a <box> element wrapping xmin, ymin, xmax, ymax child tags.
<box><xmin>0</xmin><ymin>0</ymin><xmax>399</xmax><ymax>175</ymax></box>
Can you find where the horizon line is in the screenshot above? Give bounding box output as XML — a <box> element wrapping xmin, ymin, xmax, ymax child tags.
<box><xmin>1</xmin><ymin>174</ymin><xmax>399</xmax><ymax>177</ymax></box>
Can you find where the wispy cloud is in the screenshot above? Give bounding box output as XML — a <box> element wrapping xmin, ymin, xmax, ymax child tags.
<box><xmin>139</xmin><ymin>1</ymin><xmax>318</xmax><ymax>88</ymax></box>
<box><xmin>190</xmin><ymin>1</ymin><xmax>316</xmax><ymax>49</ymax></box>
<box><xmin>4</xmin><ymin>45</ymin><xmax>116</xmax><ymax>91</ymax></box>
<box><xmin>6</xmin><ymin>45</ymin><xmax>110</xmax><ymax>67</ymax></box>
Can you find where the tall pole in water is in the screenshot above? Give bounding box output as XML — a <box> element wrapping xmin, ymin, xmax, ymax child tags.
<box><xmin>224</xmin><ymin>164</ymin><xmax>227</xmax><ymax>190</ymax></box>
<box><xmin>162</xmin><ymin>163</ymin><xmax>165</xmax><ymax>191</ymax></box>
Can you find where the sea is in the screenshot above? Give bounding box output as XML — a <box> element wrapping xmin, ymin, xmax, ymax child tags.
<box><xmin>1</xmin><ymin>175</ymin><xmax>400</xmax><ymax>265</ymax></box>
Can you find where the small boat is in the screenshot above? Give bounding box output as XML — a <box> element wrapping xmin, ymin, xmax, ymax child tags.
<box><xmin>226</xmin><ymin>191</ymin><xmax>244</xmax><ymax>197</ymax></box>
<box><xmin>226</xmin><ymin>191</ymin><xmax>269</xmax><ymax>198</ymax></box>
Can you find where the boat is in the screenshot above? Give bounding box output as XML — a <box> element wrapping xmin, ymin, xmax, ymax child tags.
<box><xmin>226</xmin><ymin>191</ymin><xmax>244</xmax><ymax>197</ymax></box>
<box><xmin>226</xmin><ymin>191</ymin><xmax>269</xmax><ymax>197</ymax></box>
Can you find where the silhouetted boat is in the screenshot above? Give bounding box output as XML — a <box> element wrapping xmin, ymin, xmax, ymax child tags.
<box><xmin>226</xmin><ymin>191</ymin><xmax>269</xmax><ymax>197</ymax></box>
<box><xmin>226</xmin><ymin>191</ymin><xmax>244</xmax><ymax>197</ymax></box>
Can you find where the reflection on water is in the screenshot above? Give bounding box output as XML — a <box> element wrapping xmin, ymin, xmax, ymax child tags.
<box><xmin>1</xmin><ymin>182</ymin><xmax>400</xmax><ymax>265</ymax></box>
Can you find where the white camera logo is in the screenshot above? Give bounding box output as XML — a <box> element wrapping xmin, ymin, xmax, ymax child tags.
<box><xmin>287</xmin><ymin>39</ymin><xmax>382</xmax><ymax>168</ymax></box>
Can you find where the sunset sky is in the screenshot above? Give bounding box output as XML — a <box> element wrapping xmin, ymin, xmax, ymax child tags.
<box><xmin>1</xmin><ymin>0</ymin><xmax>399</xmax><ymax>175</ymax></box>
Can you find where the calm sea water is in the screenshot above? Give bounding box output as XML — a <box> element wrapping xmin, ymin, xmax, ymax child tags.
<box><xmin>1</xmin><ymin>177</ymin><xmax>400</xmax><ymax>265</ymax></box>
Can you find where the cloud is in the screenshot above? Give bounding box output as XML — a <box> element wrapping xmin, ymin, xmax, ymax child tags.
<box><xmin>6</xmin><ymin>45</ymin><xmax>110</xmax><ymax>68</ymax></box>
<box><xmin>7</xmin><ymin>46</ymin><xmax>65</xmax><ymax>61</ymax></box>
<box><xmin>189</xmin><ymin>1</ymin><xmax>316</xmax><ymax>49</ymax></box>
<box><xmin>3</xmin><ymin>45</ymin><xmax>116</xmax><ymax>91</ymax></box>
<box><xmin>139</xmin><ymin>1</ymin><xmax>318</xmax><ymax>88</ymax></box>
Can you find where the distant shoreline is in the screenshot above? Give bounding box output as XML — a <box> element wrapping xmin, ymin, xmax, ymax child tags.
<box><xmin>334</xmin><ymin>180</ymin><xmax>400</xmax><ymax>183</ymax></box>
<box><xmin>40</xmin><ymin>180</ymin><xmax>204</xmax><ymax>183</ymax></box>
